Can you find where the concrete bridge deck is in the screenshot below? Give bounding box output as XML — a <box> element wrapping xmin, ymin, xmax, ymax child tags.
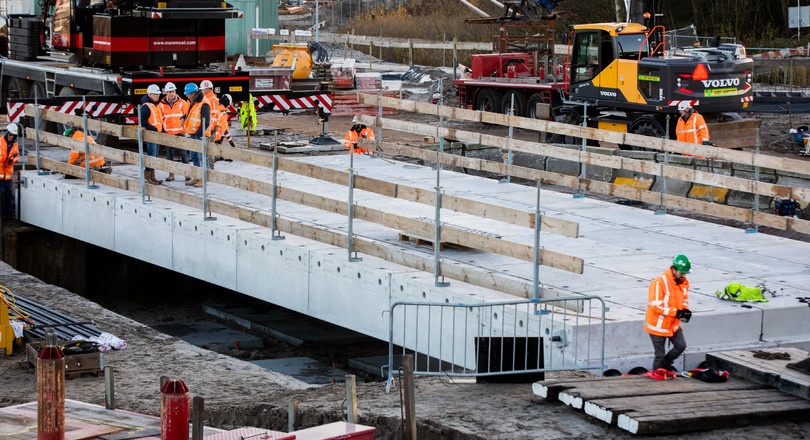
<box><xmin>17</xmin><ymin>148</ymin><xmax>810</xmax><ymax>373</ymax></box>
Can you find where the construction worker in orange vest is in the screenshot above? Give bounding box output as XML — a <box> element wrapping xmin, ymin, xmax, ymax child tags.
<box><xmin>65</xmin><ymin>128</ymin><xmax>105</xmax><ymax>168</ymax></box>
<box><xmin>214</xmin><ymin>94</ymin><xmax>236</xmax><ymax>149</ymax></box>
<box><xmin>675</xmin><ymin>102</ymin><xmax>710</xmax><ymax>145</ymax></box>
<box><xmin>182</xmin><ymin>82</ymin><xmax>212</xmax><ymax>187</ymax></box>
<box><xmin>140</xmin><ymin>84</ymin><xmax>164</xmax><ymax>185</ymax></box>
<box><xmin>200</xmin><ymin>80</ymin><xmax>221</xmax><ymax>168</ymax></box>
<box><xmin>0</xmin><ymin>123</ymin><xmax>20</xmax><ymax>219</ymax></box>
<box><xmin>644</xmin><ymin>254</ymin><xmax>692</xmax><ymax>372</ymax></box>
<box><xmin>343</xmin><ymin>116</ymin><xmax>375</xmax><ymax>154</ymax></box>
<box><xmin>159</xmin><ymin>82</ymin><xmax>190</xmax><ymax>182</ymax></box>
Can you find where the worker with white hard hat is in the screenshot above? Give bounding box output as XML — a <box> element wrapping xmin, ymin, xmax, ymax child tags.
<box><xmin>1</xmin><ymin>123</ymin><xmax>20</xmax><ymax>218</ymax></box>
<box><xmin>182</xmin><ymin>82</ymin><xmax>212</xmax><ymax>187</ymax></box>
<box><xmin>139</xmin><ymin>84</ymin><xmax>164</xmax><ymax>185</ymax></box>
<box><xmin>159</xmin><ymin>81</ymin><xmax>190</xmax><ymax>182</ymax></box>
<box><xmin>675</xmin><ymin>101</ymin><xmax>710</xmax><ymax>146</ymax></box>
<box><xmin>343</xmin><ymin>116</ymin><xmax>375</xmax><ymax>154</ymax></box>
<box><xmin>199</xmin><ymin>80</ymin><xmax>220</xmax><ymax>159</ymax></box>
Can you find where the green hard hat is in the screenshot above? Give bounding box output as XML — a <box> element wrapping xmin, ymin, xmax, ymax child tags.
<box><xmin>63</xmin><ymin>128</ymin><xmax>74</xmax><ymax>137</ymax></box>
<box><xmin>672</xmin><ymin>254</ymin><xmax>691</xmax><ymax>273</ymax></box>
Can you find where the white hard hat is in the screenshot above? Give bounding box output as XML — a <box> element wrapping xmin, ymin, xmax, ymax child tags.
<box><xmin>351</xmin><ymin>116</ymin><xmax>359</xmax><ymax>124</ymax></box>
<box><xmin>147</xmin><ymin>84</ymin><xmax>161</xmax><ymax>95</ymax></box>
<box><xmin>164</xmin><ymin>82</ymin><xmax>177</xmax><ymax>92</ymax></box>
<box><xmin>220</xmin><ymin>94</ymin><xmax>232</xmax><ymax>107</ymax></box>
<box><xmin>7</xmin><ymin>123</ymin><xmax>18</xmax><ymax>135</ymax></box>
<box><xmin>677</xmin><ymin>101</ymin><xmax>692</xmax><ymax>111</ymax></box>
<box><xmin>200</xmin><ymin>80</ymin><xmax>213</xmax><ymax>90</ymax></box>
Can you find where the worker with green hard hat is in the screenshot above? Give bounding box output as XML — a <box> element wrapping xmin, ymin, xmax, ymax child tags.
<box><xmin>644</xmin><ymin>254</ymin><xmax>692</xmax><ymax>372</ymax></box>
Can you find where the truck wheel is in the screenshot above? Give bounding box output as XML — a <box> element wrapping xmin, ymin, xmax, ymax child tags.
<box><xmin>501</xmin><ymin>91</ymin><xmax>527</xmax><ymax>117</ymax></box>
<box><xmin>526</xmin><ymin>94</ymin><xmax>548</xmax><ymax>119</ymax></box>
<box><xmin>551</xmin><ymin>113</ymin><xmax>582</xmax><ymax>144</ymax></box>
<box><xmin>474</xmin><ymin>88</ymin><xmax>501</xmax><ymax>113</ymax></box>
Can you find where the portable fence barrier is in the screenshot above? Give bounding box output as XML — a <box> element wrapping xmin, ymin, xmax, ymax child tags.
<box><xmin>386</xmin><ymin>296</ymin><xmax>606</xmax><ymax>388</ymax></box>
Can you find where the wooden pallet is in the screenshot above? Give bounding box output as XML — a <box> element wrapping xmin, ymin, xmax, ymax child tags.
<box><xmin>532</xmin><ymin>374</ymin><xmax>810</xmax><ymax>435</ymax></box>
<box><xmin>706</xmin><ymin>347</ymin><xmax>810</xmax><ymax>400</ymax></box>
<box><xmin>398</xmin><ymin>232</ymin><xmax>447</xmax><ymax>250</ymax></box>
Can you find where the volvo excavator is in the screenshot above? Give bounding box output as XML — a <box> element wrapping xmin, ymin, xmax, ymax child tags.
<box><xmin>454</xmin><ymin>0</ymin><xmax>755</xmax><ymax>145</ymax></box>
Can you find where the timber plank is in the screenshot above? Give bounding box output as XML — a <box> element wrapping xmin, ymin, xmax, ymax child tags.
<box><xmin>585</xmin><ymin>388</ymin><xmax>791</xmax><ymax>425</ymax></box>
<box><xmin>557</xmin><ymin>376</ymin><xmax>763</xmax><ymax>409</ymax></box>
<box><xmin>617</xmin><ymin>398</ymin><xmax>810</xmax><ymax>435</ymax></box>
<box><xmin>706</xmin><ymin>348</ymin><xmax>810</xmax><ymax>399</ymax></box>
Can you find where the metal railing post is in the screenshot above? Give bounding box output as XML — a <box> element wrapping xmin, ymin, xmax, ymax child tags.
<box><xmin>34</xmin><ymin>96</ymin><xmax>46</xmax><ymax>175</ymax></box>
<box><xmin>574</xmin><ymin>102</ymin><xmax>587</xmax><ymax>198</ymax></box>
<box><xmin>347</xmin><ymin>151</ymin><xmax>362</xmax><ymax>262</ymax></box>
<box><xmin>82</xmin><ymin>96</ymin><xmax>98</xmax><ymax>189</ymax></box>
<box><xmin>137</xmin><ymin>104</ymin><xmax>150</xmax><ymax>204</ymax></box>
<box><xmin>500</xmin><ymin>93</ymin><xmax>515</xmax><ymax>183</ymax></box>
<box><xmin>533</xmin><ymin>180</ymin><xmax>541</xmax><ymax>300</ymax></box>
<box><xmin>747</xmin><ymin>126</ymin><xmax>761</xmax><ymax>233</ymax></box>
<box><xmin>656</xmin><ymin>115</ymin><xmax>670</xmax><ymax>215</ymax></box>
<box><xmin>202</xmin><ymin>136</ymin><xmax>216</xmax><ymax>221</ymax></box>
<box><xmin>271</xmin><ymin>136</ymin><xmax>284</xmax><ymax>240</ymax></box>
<box><xmin>434</xmin><ymin>88</ymin><xmax>449</xmax><ymax>287</ymax></box>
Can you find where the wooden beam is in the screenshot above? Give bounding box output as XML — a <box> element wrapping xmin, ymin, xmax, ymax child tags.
<box><xmin>356</xmin><ymin>94</ymin><xmax>810</xmax><ymax>176</ymax></box>
<box><xmin>358</xmin><ymin>115</ymin><xmax>809</xmax><ymax>203</ymax></box>
<box><xmin>373</xmin><ymin>140</ymin><xmax>810</xmax><ymax>235</ymax></box>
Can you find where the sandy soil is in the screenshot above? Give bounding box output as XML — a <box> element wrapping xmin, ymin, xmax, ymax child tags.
<box><xmin>2</xmin><ymin>253</ymin><xmax>809</xmax><ymax>439</ymax></box>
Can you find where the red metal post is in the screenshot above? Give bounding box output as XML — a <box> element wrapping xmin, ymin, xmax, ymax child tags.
<box><xmin>160</xmin><ymin>379</ymin><xmax>190</xmax><ymax>440</ymax></box>
<box><xmin>37</xmin><ymin>345</ymin><xmax>65</xmax><ymax>440</ymax></box>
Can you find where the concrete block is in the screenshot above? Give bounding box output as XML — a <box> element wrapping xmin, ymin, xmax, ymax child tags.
<box><xmin>614</xmin><ymin>176</ymin><xmax>654</xmax><ymax>190</ymax></box>
<box><xmin>726</xmin><ymin>190</ymin><xmax>762</xmax><ymax>210</ymax></box>
<box><xmin>654</xmin><ymin>153</ymin><xmax>694</xmax><ymax>166</ymax></box>
<box><xmin>62</xmin><ymin>185</ymin><xmax>116</xmax><ymax>249</ymax></box>
<box><xmin>546</xmin><ymin>156</ymin><xmax>580</xmax><ymax>176</ymax></box>
<box><xmin>694</xmin><ymin>158</ymin><xmax>732</xmax><ymax>175</ymax></box>
<box><xmin>235</xmin><ymin>230</ymin><xmax>311</xmax><ymax>314</ymax></box>
<box><xmin>114</xmin><ymin>198</ymin><xmax>174</xmax><ymax>269</ymax></box>
<box><xmin>688</xmin><ymin>185</ymin><xmax>729</xmax><ymax>203</ymax></box>
<box><xmin>734</xmin><ymin>166</ymin><xmax>777</xmax><ymax>183</ymax></box>
<box><xmin>308</xmin><ymin>252</ymin><xmax>393</xmax><ymax>338</ymax></box>
<box><xmin>20</xmin><ymin>174</ymin><xmax>64</xmax><ymax>232</ymax></box>
<box><xmin>761</xmin><ymin>305</ymin><xmax>810</xmax><ymax>341</ymax></box>
<box><xmin>172</xmin><ymin>213</ymin><xmax>239</xmax><ymax>290</ymax></box>
<box><xmin>619</xmin><ymin>150</ymin><xmax>657</xmax><ymax>162</ymax></box>
<box><xmin>650</xmin><ymin>176</ymin><xmax>692</xmax><ymax>197</ymax></box>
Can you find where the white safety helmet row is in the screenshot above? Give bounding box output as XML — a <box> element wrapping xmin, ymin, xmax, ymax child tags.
<box><xmin>147</xmin><ymin>84</ymin><xmax>162</xmax><ymax>95</ymax></box>
<box><xmin>6</xmin><ymin>123</ymin><xmax>18</xmax><ymax>135</ymax></box>
<box><xmin>677</xmin><ymin>101</ymin><xmax>693</xmax><ymax>112</ymax></box>
<box><xmin>164</xmin><ymin>82</ymin><xmax>177</xmax><ymax>93</ymax></box>
<box><xmin>200</xmin><ymin>80</ymin><xmax>214</xmax><ymax>90</ymax></box>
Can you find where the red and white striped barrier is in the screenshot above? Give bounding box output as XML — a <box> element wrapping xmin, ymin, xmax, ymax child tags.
<box><xmin>253</xmin><ymin>93</ymin><xmax>332</xmax><ymax>112</ymax></box>
<box><xmin>752</xmin><ymin>45</ymin><xmax>810</xmax><ymax>59</ymax></box>
<box><xmin>6</xmin><ymin>101</ymin><xmax>135</xmax><ymax>124</ymax></box>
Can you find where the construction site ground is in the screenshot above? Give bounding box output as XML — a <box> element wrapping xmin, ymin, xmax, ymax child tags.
<box><xmin>2</xmin><ymin>107</ymin><xmax>810</xmax><ymax>438</ymax></box>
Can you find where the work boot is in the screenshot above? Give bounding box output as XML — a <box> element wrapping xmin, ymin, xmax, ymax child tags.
<box><xmin>144</xmin><ymin>170</ymin><xmax>156</xmax><ymax>185</ymax></box>
<box><xmin>149</xmin><ymin>170</ymin><xmax>163</xmax><ymax>185</ymax></box>
<box><xmin>193</xmin><ymin>178</ymin><xmax>203</xmax><ymax>188</ymax></box>
<box><xmin>166</xmin><ymin>173</ymin><xmax>175</xmax><ymax>182</ymax></box>
<box><xmin>185</xmin><ymin>178</ymin><xmax>198</xmax><ymax>186</ymax></box>
<box><xmin>185</xmin><ymin>176</ymin><xmax>192</xmax><ymax>181</ymax></box>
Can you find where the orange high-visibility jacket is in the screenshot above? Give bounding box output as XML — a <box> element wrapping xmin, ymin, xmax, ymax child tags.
<box><xmin>0</xmin><ymin>136</ymin><xmax>20</xmax><ymax>180</ymax></box>
<box><xmin>203</xmin><ymin>89</ymin><xmax>220</xmax><ymax>136</ymax></box>
<box><xmin>144</xmin><ymin>101</ymin><xmax>163</xmax><ymax>133</ymax></box>
<box><xmin>215</xmin><ymin>103</ymin><xmax>230</xmax><ymax>142</ymax></box>
<box><xmin>644</xmin><ymin>269</ymin><xmax>690</xmax><ymax>337</ymax></box>
<box><xmin>159</xmin><ymin>96</ymin><xmax>189</xmax><ymax>135</ymax></box>
<box><xmin>676</xmin><ymin>111</ymin><xmax>709</xmax><ymax>144</ymax></box>
<box><xmin>68</xmin><ymin>131</ymin><xmax>105</xmax><ymax>167</ymax></box>
<box><xmin>343</xmin><ymin>127</ymin><xmax>375</xmax><ymax>154</ymax></box>
<box><xmin>183</xmin><ymin>94</ymin><xmax>212</xmax><ymax>137</ymax></box>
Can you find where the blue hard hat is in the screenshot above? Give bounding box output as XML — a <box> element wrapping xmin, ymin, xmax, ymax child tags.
<box><xmin>184</xmin><ymin>83</ymin><xmax>198</xmax><ymax>95</ymax></box>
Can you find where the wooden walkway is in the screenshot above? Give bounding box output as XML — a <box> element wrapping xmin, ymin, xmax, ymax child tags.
<box><xmin>533</xmin><ymin>351</ymin><xmax>810</xmax><ymax>435</ymax></box>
